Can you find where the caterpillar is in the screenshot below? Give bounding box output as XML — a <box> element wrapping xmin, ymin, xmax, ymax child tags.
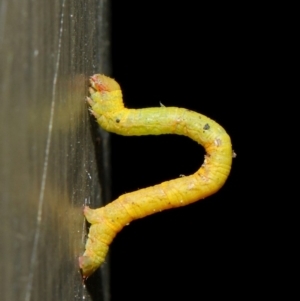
<box><xmin>79</xmin><ymin>74</ymin><xmax>233</xmax><ymax>279</ymax></box>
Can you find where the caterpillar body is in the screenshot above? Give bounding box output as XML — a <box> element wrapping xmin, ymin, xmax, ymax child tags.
<box><xmin>79</xmin><ymin>74</ymin><xmax>233</xmax><ymax>279</ymax></box>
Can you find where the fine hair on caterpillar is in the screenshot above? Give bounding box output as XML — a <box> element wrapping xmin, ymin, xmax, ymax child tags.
<box><xmin>79</xmin><ymin>74</ymin><xmax>233</xmax><ymax>279</ymax></box>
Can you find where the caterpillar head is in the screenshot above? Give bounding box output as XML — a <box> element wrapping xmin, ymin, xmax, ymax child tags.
<box><xmin>88</xmin><ymin>74</ymin><xmax>124</xmax><ymax>116</ymax></box>
<box><xmin>90</xmin><ymin>74</ymin><xmax>120</xmax><ymax>92</ymax></box>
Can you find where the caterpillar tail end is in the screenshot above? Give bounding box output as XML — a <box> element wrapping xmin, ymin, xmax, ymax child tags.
<box><xmin>79</xmin><ymin>255</ymin><xmax>99</xmax><ymax>280</ymax></box>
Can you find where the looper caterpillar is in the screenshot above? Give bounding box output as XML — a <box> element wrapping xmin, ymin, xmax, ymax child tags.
<box><xmin>79</xmin><ymin>74</ymin><xmax>233</xmax><ymax>279</ymax></box>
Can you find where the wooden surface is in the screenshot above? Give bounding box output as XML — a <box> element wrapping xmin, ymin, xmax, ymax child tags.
<box><xmin>0</xmin><ymin>0</ymin><xmax>111</xmax><ymax>300</ymax></box>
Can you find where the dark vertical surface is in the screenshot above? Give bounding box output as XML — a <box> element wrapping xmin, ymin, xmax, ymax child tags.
<box><xmin>0</xmin><ymin>0</ymin><xmax>111</xmax><ymax>300</ymax></box>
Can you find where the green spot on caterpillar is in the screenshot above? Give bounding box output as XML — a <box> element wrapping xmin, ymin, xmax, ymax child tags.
<box><xmin>79</xmin><ymin>74</ymin><xmax>233</xmax><ymax>279</ymax></box>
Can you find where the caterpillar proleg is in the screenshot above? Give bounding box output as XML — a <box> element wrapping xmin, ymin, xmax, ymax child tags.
<box><xmin>79</xmin><ymin>74</ymin><xmax>233</xmax><ymax>279</ymax></box>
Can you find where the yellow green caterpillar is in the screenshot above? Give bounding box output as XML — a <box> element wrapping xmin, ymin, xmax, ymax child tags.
<box><xmin>79</xmin><ymin>74</ymin><xmax>233</xmax><ymax>279</ymax></box>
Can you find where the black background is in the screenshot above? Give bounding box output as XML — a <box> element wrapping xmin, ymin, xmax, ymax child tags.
<box><xmin>108</xmin><ymin>2</ymin><xmax>255</xmax><ymax>300</ymax></box>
